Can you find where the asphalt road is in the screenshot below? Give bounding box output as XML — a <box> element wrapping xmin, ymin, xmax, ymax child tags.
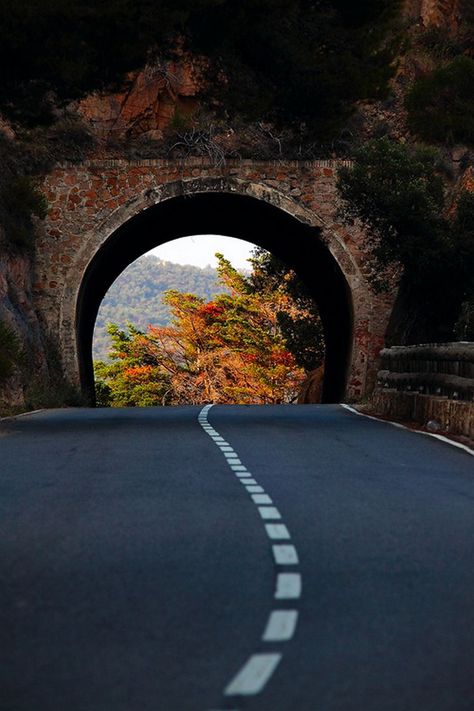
<box><xmin>0</xmin><ymin>404</ymin><xmax>473</xmax><ymax>711</ymax></box>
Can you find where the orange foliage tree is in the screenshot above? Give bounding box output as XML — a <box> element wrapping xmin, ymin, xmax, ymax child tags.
<box><xmin>95</xmin><ymin>254</ymin><xmax>322</xmax><ymax>406</ymax></box>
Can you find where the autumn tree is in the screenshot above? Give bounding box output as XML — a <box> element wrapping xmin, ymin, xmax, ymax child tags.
<box><xmin>95</xmin><ymin>254</ymin><xmax>323</xmax><ymax>406</ymax></box>
<box><xmin>94</xmin><ymin>323</ymin><xmax>172</xmax><ymax>407</ymax></box>
<box><xmin>249</xmin><ymin>248</ymin><xmax>325</xmax><ymax>371</ymax></box>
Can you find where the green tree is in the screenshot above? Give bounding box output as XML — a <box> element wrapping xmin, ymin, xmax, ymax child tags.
<box><xmin>249</xmin><ymin>248</ymin><xmax>325</xmax><ymax>371</ymax></box>
<box><xmin>337</xmin><ymin>137</ymin><xmax>474</xmax><ymax>342</ymax></box>
<box><xmin>190</xmin><ymin>0</ymin><xmax>401</xmax><ymax>140</ymax></box>
<box><xmin>452</xmin><ymin>191</ymin><xmax>474</xmax><ymax>340</ymax></box>
<box><xmin>94</xmin><ymin>323</ymin><xmax>172</xmax><ymax>407</ymax></box>
<box><xmin>406</xmin><ymin>56</ymin><xmax>474</xmax><ymax>146</ymax></box>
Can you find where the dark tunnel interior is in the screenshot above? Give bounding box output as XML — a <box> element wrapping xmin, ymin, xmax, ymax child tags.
<box><xmin>76</xmin><ymin>192</ymin><xmax>354</xmax><ymax>404</ymax></box>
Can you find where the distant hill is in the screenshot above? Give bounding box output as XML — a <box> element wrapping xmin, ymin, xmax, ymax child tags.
<box><xmin>93</xmin><ymin>255</ymin><xmax>226</xmax><ymax>361</ymax></box>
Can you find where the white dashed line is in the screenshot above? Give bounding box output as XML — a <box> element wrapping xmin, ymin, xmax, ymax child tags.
<box><xmin>224</xmin><ymin>654</ymin><xmax>282</xmax><ymax>697</ymax></box>
<box><xmin>251</xmin><ymin>494</ymin><xmax>273</xmax><ymax>505</ymax></box>
<box><xmin>275</xmin><ymin>573</ymin><xmax>302</xmax><ymax>599</ymax></box>
<box><xmin>272</xmin><ymin>545</ymin><xmax>299</xmax><ymax>565</ymax></box>
<box><xmin>265</xmin><ymin>523</ymin><xmax>291</xmax><ymax>540</ymax></box>
<box><xmin>258</xmin><ymin>506</ymin><xmax>282</xmax><ymax>520</ymax></box>
<box><xmin>198</xmin><ymin>404</ymin><xmax>301</xmax><ymax>705</ymax></box>
<box><xmin>262</xmin><ymin>610</ymin><xmax>299</xmax><ymax>641</ymax></box>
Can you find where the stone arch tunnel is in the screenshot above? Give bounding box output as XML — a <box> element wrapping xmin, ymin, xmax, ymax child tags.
<box><xmin>35</xmin><ymin>159</ymin><xmax>395</xmax><ymax>404</ymax></box>
<box><xmin>78</xmin><ymin>192</ymin><xmax>352</xmax><ymax>404</ymax></box>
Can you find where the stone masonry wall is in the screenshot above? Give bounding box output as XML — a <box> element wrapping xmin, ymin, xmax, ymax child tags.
<box><xmin>34</xmin><ymin>158</ymin><xmax>395</xmax><ymax>401</ymax></box>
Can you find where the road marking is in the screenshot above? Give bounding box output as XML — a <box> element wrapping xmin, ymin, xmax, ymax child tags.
<box><xmin>265</xmin><ymin>523</ymin><xmax>290</xmax><ymax>540</ymax></box>
<box><xmin>275</xmin><ymin>573</ymin><xmax>302</xmax><ymax>599</ymax></box>
<box><xmin>258</xmin><ymin>506</ymin><xmax>282</xmax><ymax>520</ymax></box>
<box><xmin>224</xmin><ymin>654</ymin><xmax>282</xmax><ymax>697</ymax></box>
<box><xmin>341</xmin><ymin>403</ymin><xmax>474</xmax><ymax>456</ymax></box>
<box><xmin>273</xmin><ymin>545</ymin><xmax>299</xmax><ymax>565</ymax></box>
<box><xmin>251</xmin><ymin>494</ymin><xmax>273</xmax><ymax>504</ymax></box>
<box><xmin>198</xmin><ymin>404</ymin><xmax>301</xmax><ymax>704</ymax></box>
<box><xmin>262</xmin><ymin>610</ymin><xmax>299</xmax><ymax>642</ymax></box>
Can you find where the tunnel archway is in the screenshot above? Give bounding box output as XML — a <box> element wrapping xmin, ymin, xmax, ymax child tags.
<box><xmin>77</xmin><ymin>190</ymin><xmax>353</xmax><ymax>405</ymax></box>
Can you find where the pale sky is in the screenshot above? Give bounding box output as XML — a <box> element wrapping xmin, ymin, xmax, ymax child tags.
<box><xmin>148</xmin><ymin>234</ymin><xmax>256</xmax><ymax>270</ymax></box>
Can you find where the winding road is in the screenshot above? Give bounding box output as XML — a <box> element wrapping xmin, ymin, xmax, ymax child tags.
<box><xmin>1</xmin><ymin>405</ymin><xmax>473</xmax><ymax>710</ymax></box>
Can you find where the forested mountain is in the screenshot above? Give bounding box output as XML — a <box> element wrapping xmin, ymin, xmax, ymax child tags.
<box><xmin>93</xmin><ymin>255</ymin><xmax>226</xmax><ymax>361</ymax></box>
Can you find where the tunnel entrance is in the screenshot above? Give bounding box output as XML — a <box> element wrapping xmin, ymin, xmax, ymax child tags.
<box><xmin>77</xmin><ymin>192</ymin><xmax>353</xmax><ymax>404</ymax></box>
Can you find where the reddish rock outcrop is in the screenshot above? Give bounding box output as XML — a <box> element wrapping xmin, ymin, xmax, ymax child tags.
<box><xmin>420</xmin><ymin>0</ymin><xmax>462</xmax><ymax>33</ymax></box>
<box><xmin>78</xmin><ymin>59</ymin><xmax>202</xmax><ymax>142</ymax></box>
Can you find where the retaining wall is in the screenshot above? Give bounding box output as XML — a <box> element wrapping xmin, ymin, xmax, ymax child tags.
<box><xmin>372</xmin><ymin>343</ymin><xmax>474</xmax><ymax>440</ymax></box>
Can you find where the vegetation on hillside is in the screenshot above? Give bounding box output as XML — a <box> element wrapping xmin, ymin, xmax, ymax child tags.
<box><xmin>95</xmin><ymin>253</ymin><xmax>324</xmax><ymax>406</ymax></box>
<box><xmin>0</xmin><ymin>117</ymin><xmax>94</xmax><ymax>253</ymax></box>
<box><xmin>0</xmin><ymin>0</ymin><xmax>401</xmax><ymax>136</ymax></box>
<box><xmin>93</xmin><ymin>256</ymin><xmax>229</xmax><ymax>361</ymax></box>
<box><xmin>0</xmin><ymin>320</ymin><xmax>22</xmax><ymax>384</ymax></box>
<box><xmin>406</xmin><ymin>55</ymin><xmax>474</xmax><ymax>146</ymax></box>
<box><xmin>249</xmin><ymin>248</ymin><xmax>325</xmax><ymax>371</ymax></box>
<box><xmin>0</xmin><ymin>1</ymin><xmax>403</xmax><ymax>255</ymax></box>
<box><xmin>404</xmin><ymin>1</ymin><xmax>474</xmax><ymax>147</ymax></box>
<box><xmin>337</xmin><ymin>137</ymin><xmax>474</xmax><ymax>342</ymax></box>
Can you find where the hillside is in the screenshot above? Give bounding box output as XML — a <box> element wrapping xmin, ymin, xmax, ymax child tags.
<box><xmin>93</xmin><ymin>255</ymin><xmax>226</xmax><ymax>361</ymax></box>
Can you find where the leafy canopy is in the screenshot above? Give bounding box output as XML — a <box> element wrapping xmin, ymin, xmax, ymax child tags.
<box><xmin>95</xmin><ymin>253</ymin><xmax>324</xmax><ymax>406</ymax></box>
<box><xmin>249</xmin><ymin>247</ymin><xmax>325</xmax><ymax>371</ymax></box>
<box><xmin>406</xmin><ymin>56</ymin><xmax>474</xmax><ymax>146</ymax></box>
<box><xmin>93</xmin><ymin>256</ymin><xmax>224</xmax><ymax>361</ymax></box>
<box><xmin>337</xmin><ymin>137</ymin><xmax>474</xmax><ymax>341</ymax></box>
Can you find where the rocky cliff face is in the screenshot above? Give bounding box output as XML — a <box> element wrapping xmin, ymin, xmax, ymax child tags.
<box><xmin>404</xmin><ymin>0</ymin><xmax>462</xmax><ymax>32</ymax></box>
<box><xmin>0</xmin><ymin>251</ymin><xmax>47</xmax><ymax>407</ymax></box>
<box><xmin>78</xmin><ymin>58</ymin><xmax>202</xmax><ymax>144</ymax></box>
<box><xmin>420</xmin><ymin>0</ymin><xmax>462</xmax><ymax>32</ymax></box>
